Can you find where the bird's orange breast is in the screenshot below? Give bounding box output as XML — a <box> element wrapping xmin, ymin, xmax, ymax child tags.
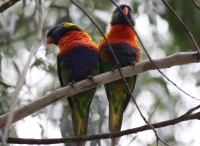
<box><xmin>58</xmin><ymin>31</ymin><xmax>98</xmax><ymax>55</ymax></box>
<box><xmin>98</xmin><ymin>24</ymin><xmax>141</xmax><ymax>62</ymax></box>
<box><xmin>99</xmin><ymin>24</ymin><xmax>140</xmax><ymax>50</ymax></box>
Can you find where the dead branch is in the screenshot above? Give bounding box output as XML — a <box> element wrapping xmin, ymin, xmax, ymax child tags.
<box><xmin>0</xmin><ymin>0</ymin><xmax>20</xmax><ymax>13</ymax></box>
<box><xmin>190</xmin><ymin>0</ymin><xmax>200</xmax><ymax>10</ymax></box>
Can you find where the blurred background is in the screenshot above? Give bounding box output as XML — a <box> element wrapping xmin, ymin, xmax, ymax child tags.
<box><xmin>0</xmin><ymin>0</ymin><xmax>200</xmax><ymax>145</ymax></box>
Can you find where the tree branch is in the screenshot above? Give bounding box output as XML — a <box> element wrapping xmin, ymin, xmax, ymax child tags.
<box><xmin>1</xmin><ymin>104</ymin><xmax>200</xmax><ymax>144</ymax></box>
<box><xmin>0</xmin><ymin>0</ymin><xmax>20</xmax><ymax>13</ymax></box>
<box><xmin>190</xmin><ymin>0</ymin><xmax>200</xmax><ymax>10</ymax></box>
<box><xmin>0</xmin><ymin>52</ymin><xmax>199</xmax><ymax>130</ymax></box>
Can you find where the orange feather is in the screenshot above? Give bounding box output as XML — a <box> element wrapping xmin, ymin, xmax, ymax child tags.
<box><xmin>99</xmin><ymin>24</ymin><xmax>141</xmax><ymax>62</ymax></box>
<box><xmin>58</xmin><ymin>31</ymin><xmax>98</xmax><ymax>55</ymax></box>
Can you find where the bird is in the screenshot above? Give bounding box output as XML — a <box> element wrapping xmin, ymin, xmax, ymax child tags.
<box><xmin>98</xmin><ymin>4</ymin><xmax>141</xmax><ymax>146</ymax></box>
<box><xmin>46</xmin><ymin>22</ymin><xmax>99</xmax><ymax>146</ymax></box>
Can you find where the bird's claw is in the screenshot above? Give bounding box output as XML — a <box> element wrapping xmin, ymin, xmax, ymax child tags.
<box><xmin>131</xmin><ymin>61</ymin><xmax>136</xmax><ymax>66</ymax></box>
<box><xmin>68</xmin><ymin>80</ymin><xmax>76</xmax><ymax>89</ymax></box>
<box><xmin>110</xmin><ymin>68</ymin><xmax>116</xmax><ymax>73</ymax></box>
<box><xmin>110</xmin><ymin>65</ymin><xmax>117</xmax><ymax>73</ymax></box>
<box><xmin>87</xmin><ymin>75</ymin><xmax>94</xmax><ymax>84</ymax></box>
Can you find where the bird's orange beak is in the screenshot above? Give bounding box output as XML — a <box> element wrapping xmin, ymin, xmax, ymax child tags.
<box><xmin>46</xmin><ymin>37</ymin><xmax>54</xmax><ymax>44</ymax></box>
<box><xmin>123</xmin><ymin>7</ymin><xmax>128</xmax><ymax>16</ymax></box>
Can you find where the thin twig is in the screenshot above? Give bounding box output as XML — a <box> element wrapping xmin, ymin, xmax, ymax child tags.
<box><xmin>190</xmin><ymin>0</ymin><xmax>200</xmax><ymax>10</ymax></box>
<box><xmin>183</xmin><ymin>104</ymin><xmax>200</xmax><ymax>116</ymax></box>
<box><xmin>111</xmin><ymin>0</ymin><xmax>199</xmax><ymax>101</ymax></box>
<box><xmin>0</xmin><ymin>0</ymin><xmax>20</xmax><ymax>13</ymax></box>
<box><xmin>2</xmin><ymin>0</ymin><xmax>43</xmax><ymax>145</ymax></box>
<box><xmin>162</xmin><ymin>0</ymin><xmax>200</xmax><ymax>57</ymax></box>
<box><xmin>156</xmin><ymin>138</ymin><xmax>159</xmax><ymax>146</ymax></box>
<box><xmin>1</xmin><ymin>105</ymin><xmax>200</xmax><ymax>144</ymax></box>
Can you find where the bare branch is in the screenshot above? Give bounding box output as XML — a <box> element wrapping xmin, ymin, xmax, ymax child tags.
<box><xmin>2</xmin><ymin>0</ymin><xmax>43</xmax><ymax>145</ymax></box>
<box><xmin>0</xmin><ymin>52</ymin><xmax>199</xmax><ymax>130</ymax></box>
<box><xmin>190</xmin><ymin>0</ymin><xmax>200</xmax><ymax>10</ymax></box>
<box><xmin>162</xmin><ymin>0</ymin><xmax>200</xmax><ymax>56</ymax></box>
<box><xmin>1</xmin><ymin>105</ymin><xmax>200</xmax><ymax>144</ymax></box>
<box><xmin>184</xmin><ymin>104</ymin><xmax>200</xmax><ymax>116</ymax></box>
<box><xmin>0</xmin><ymin>0</ymin><xmax>20</xmax><ymax>13</ymax></box>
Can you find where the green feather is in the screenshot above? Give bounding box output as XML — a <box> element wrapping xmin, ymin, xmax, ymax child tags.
<box><xmin>63</xmin><ymin>22</ymin><xmax>83</xmax><ymax>31</ymax></box>
<box><xmin>100</xmin><ymin>57</ymin><xmax>137</xmax><ymax>132</ymax></box>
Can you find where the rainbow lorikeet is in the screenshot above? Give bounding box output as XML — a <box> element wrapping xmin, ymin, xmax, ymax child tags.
<box><xmin>98</xmin><ymin>4</ymin><xmax>141</xmax><ymax>146</ymax></box>
<box><xmin>46</xmin><ymin>22</ymin><xmax>99</xmax><ymax>146</ymax></box>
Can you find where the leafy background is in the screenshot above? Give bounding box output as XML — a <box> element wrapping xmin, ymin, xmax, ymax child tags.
<box><xmin>0</xmin><ymin>0</ymin><xmax>200</xmax><ymax>145</ymax></box>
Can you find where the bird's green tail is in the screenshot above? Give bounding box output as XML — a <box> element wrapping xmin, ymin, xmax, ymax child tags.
<box><xmin>70</xmin><ymin>106</ymin><xmax>88</xmax><ymax>146</ymax></box>
<box><xmin>106</xmin><ymin>76</ymin><xmax>137</xmax><ymax>146</ymax></box>
<box><xmin>68</xmin><ymin>89</ymin><xmax>96</xmax><ymax>146</ymax></box>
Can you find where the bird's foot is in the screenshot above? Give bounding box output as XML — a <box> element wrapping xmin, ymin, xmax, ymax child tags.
<box><xmin>110</xmin><ymin>68</ymin><xmax>116</xmax><ymax>73</ymax></box>
<box><xmin>68</xmin><ymin>80</ymin><xmax>76</xmax><ymax>89</ymax></box>
<box><xmin>87</xmin><ymin>75</ymin><xmax>94</xmax><ymax>84</ymax></box>
<box><xmin>110</xmin><ymin>65</ymin><xmax>118</xmax><ymax>73</ymax></box>
<box><xmin>131</xmin><ymin>61</ymin><xmax>136</xmax><ymax>66</ymax></box>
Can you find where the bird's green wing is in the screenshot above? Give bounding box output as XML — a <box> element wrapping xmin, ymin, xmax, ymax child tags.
<box><xmin>57</xmin><ymin>56</ymin><xmax>71</xmax><ymax>87</ymax></box>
